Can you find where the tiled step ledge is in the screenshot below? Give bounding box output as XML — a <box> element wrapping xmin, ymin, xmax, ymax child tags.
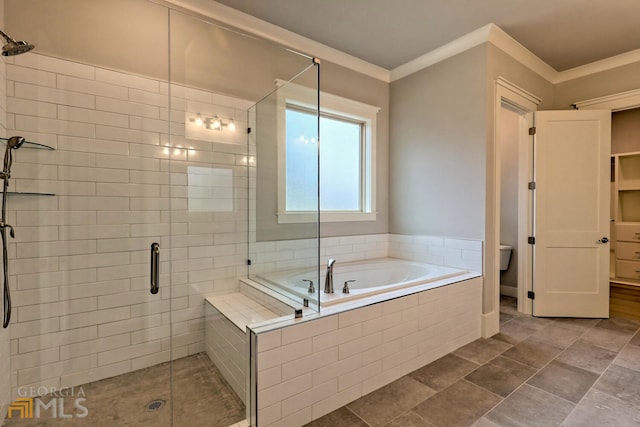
<box><xmin>205</xmin><ymin>293</ymin><xmax>283</xmax><ymax>333</ymax></box>
<box><xmin>205</xmin><ymin>278</ymin><xmax>311</xmax><ymax>333</ymax></box>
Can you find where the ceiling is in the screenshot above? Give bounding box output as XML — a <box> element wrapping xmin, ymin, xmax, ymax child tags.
<box><xmin>214</xmin><ymin>0</ymin><xmax>640</xmax><ymax>71</ymax></box>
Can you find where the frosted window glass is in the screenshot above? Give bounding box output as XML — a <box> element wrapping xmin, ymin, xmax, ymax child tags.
<box><xmin>286</xmin><ymin>108</ymin><xmax>362</xmax><ymax>212</ymax></box>
<box><xmin>285</xmin><ymin>109</ymin><xmax>319</xmax><ymax>211</ymax></box>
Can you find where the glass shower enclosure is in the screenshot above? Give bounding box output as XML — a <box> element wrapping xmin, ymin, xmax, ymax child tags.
<box><xmin>1</xmin><ymin>0</ymin><xmax>320</xmax><ymax>426</ymax></box>
<box><xmin>248</xmin><ymin>65</ymin><xmax>321</xmax><ymax>312</ymax></box>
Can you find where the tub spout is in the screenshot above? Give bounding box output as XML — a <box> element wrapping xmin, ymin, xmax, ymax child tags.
<box><xmin>324</xmin><ymin>259</ymin><xmax>336</xmax><ymax>293</ymax></box>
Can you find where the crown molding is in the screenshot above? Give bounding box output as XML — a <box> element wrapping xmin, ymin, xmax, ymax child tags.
<box><xmin>163</xmin><ymin>0</ymin><xmax>391</xmax><ymax>82</ymax></box>
<box><xmin>390</xmin><ymin>23</ymin><xmax>557</xmax><ymax>83</ymax></box>
<box><xmin>164</xmin><ymin>1</ymin><xmax>640</xmax><ymax>87</ymax></box>
<box><xmin>390</xmin><ymin>24</ymin><xmax>493</xmax><ymax>81</ymax></box>
<box><xmin>486</xmin><ymin>25</ymin><xmax>557</xmax><ymax>82</ymax></box>
<box><xmin>554</xmin><ymin>48</ymin><xmax>640</xmax><ymax>84</ymax></box>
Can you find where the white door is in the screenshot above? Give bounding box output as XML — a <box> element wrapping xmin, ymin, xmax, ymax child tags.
<box><xmin>533</xmin><ymin>110</ymin><xmax>611</xmax><ymax>317</ymax></box>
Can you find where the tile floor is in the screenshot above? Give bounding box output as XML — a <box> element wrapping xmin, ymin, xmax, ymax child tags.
<box><xmin>4</xmin><ymin>353</ymin><xmax>245</xmax><ymax>427</ymax></box>
<box><xmin>307</xmin><ymin>296</ymin><xmax>640</xmax><ymax>427</ymax></box>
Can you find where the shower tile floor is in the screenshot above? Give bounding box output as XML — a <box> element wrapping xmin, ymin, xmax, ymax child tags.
<box><xmin>4</xmin><ymin>352</ymin><xmax>245</xmax><ymax>427</ymax></box>
<box><xmin>307</xmin><ymin>296</ymin><xmax>640</xmax><ymax>427</ymax></box>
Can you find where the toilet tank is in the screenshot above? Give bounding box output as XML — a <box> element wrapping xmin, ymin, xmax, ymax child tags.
<box><xmin>499</xmin><ymin>245</ymin><xmax>513</xmax><ymax>271</ymax></box>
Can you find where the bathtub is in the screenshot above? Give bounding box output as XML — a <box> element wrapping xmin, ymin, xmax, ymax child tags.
<box><xmin>257</xmin><ymin>258</ymin><xmax>468</xmax><ymax>307</ymax></box>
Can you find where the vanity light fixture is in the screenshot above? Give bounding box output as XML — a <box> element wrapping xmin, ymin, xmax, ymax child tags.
<box><xmin>190</xmin><ymin>114</ymin><xmax>236</xmax><ymax>132</ymax></box>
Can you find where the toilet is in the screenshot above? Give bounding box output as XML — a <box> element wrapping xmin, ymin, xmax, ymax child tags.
<box><xmin>499</xmin><ymin>245</ymin><xmax>513</xmax><ymax>271</ymax></box>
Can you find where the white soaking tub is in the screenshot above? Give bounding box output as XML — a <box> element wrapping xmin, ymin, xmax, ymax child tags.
<box><xmin>258</xmin><ymin>258</ymin><xmax>468</xmax><ymax>307</ymax></box>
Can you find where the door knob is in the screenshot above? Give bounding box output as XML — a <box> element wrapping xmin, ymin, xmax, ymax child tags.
<box><xmin>597</xmin><ymin>237</ymin><xmax>609</xmax><ymax>244</ymax></box>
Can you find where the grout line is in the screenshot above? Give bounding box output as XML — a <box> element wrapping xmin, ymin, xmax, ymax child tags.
<box><xmin>561</xmin><ymin>324</ymin><xmax>640</xmax><ymax>422</ymax></box>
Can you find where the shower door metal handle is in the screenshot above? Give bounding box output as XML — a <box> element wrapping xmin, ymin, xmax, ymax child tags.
<box><xmin>150</xmin><ymin>242</ymin><xmax>160</xmax><ymax>295</ymax></box>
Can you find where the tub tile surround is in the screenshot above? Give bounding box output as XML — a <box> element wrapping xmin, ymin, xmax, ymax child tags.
<box><xmin>250</xmin><ymin>277</ymin><xmax>483</xmax><ymax>426</ymax></box>
<box><xmin>249</xmin><ymin>234</ymin><xmax>483</xmax><ymax>277</ymax></box>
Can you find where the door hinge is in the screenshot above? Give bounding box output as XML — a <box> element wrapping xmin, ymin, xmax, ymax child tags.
<box><xmin>529</xmin><ymin>126</ymin><xmax>536</xmax><ymax>135</ymax></box>
<box><xmin>528</xmin><ymin>236</ymin><xmax>536</xmax><ymax>245</ymax></box>
<box><xmin>528</xmin><ymin>182</ymin><xmax>536</xmax><ymax>190</ymax></box>
<box><xmin>247</xmin><ymin>127</ymin><xmax>252</xmax><ymax>134</ymax></box>
<box><xmin>247</xmin><ymin>259</ymin><xmax>252</xmax><ymax>266</ymax></box>
<box><xmin>527</xmin><ymin>291</ymin><xmax>535</xmax><ymax>300</ymax></box>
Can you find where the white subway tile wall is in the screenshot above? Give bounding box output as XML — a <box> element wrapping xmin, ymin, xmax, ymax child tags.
<box><xmin>205</xmin><ymin>302</ymin><xmax>248</xmax><ymax>405</ymax></box>
<box><xmin>254</xmin><ymin>277</ymin><xmax>482</xmax><ymax>427</ymax></box>
<box><xmin>5</xmin><ymin>53</ymin><xmax>252</xmax><ymax>399</ymax></box>
<box><xmin>249</xmin><ymin>234</ymin><xmax>482</xmax><ymax>276</ymax></box>
<box><xmin>0</xmin><ymin>30</ymin><xmax>12</xmax><ymax>418</ymax></box>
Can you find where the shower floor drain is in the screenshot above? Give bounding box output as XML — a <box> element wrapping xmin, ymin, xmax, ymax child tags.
<box><xmin>145</xmin><ymin>399</ymin><xmax>165</xmax><ymax>412</ymax></box>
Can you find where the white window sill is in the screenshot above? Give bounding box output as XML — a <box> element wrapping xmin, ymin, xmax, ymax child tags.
<box><xmin>277</xmin><ymin>211</ymin><xmax>377</xmax><ymax>224</ymax></box>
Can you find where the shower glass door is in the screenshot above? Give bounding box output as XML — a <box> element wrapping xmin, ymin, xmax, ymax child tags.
<box><xmin>2</xmin><ymin>0</ymin><xmax>174</xmax><ymax>425</ymax></box>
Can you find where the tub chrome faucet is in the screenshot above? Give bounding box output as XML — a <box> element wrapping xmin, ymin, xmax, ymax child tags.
<box><xmin>324</xmin><ymin>259</ymin><xmax>336</xmax><ymax>293</ymax></box>
<box><xmin>343</xmin><ymin>280</ymin><xmax>355</xmax><ymax>294</ymax></box>
<box><xmin>303</xmin><ymin>279</ymin><xmax>315</xmax><ymax>293</ymax></box>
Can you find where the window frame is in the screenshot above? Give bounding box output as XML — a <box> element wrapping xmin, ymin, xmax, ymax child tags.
<box><xmin>275</xmin><ymin>79</ymin><xmax>379</xmax><ymax>223</ymax></box>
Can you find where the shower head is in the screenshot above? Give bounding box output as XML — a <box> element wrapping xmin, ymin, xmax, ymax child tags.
<box><xmin>6</xmin><ymin>136</ymin><xmax>25</xmax><ymax>150</ymax></box>
<box><xmin>0</xmin><ymin>29</ymin><xmax>34</xmax><ymax>56</ymax></box>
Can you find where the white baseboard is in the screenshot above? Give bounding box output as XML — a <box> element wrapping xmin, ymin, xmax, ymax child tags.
<box><xmin>500</xmin><ymin>285</ymin><xmax>518</xmax><ymax>298</ymax></box>
<box><xmin>481</xmin><ymin>311</ymin><xmax>500</xmax><ymax>338</ymax></box>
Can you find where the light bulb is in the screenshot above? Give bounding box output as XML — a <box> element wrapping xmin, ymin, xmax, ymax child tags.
<box><xmin>194</xmin><ymin>115</ymin><xmax>203</xmax><ymax>127</ymax></box>
<box><xmin>228</xmin><ymin>120</ymin><xmax>236</xmax><ymax>131</ymax></box>
<box><xmin>213</xmin><ymin>117</ymin><xmax>221</xmax><ymax>130</ymax></box>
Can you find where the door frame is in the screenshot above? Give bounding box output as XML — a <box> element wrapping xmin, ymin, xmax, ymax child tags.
<box><xmin>489</xmin><ymin>85</ymin><xmax>640</xmax><ymax>336</ymax></box>
<box><xmin>488</xmin><ymin>77</ymin><xmax>540</xmax><ymax>336</ymax></box>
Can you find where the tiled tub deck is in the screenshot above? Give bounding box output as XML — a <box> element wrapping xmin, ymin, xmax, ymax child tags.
<box><xmin>248</xmin><ymin>276</ymin><xmax>482</xmax><ymax>427</ymax></box>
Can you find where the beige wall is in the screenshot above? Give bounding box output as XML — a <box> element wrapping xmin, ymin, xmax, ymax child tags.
<box><xmin>389</xmin><ymin>44</ymin><xmax>488</xmax><ymax>239</ymax></box>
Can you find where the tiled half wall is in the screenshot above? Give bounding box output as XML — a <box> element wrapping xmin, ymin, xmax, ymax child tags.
<box><xmin>253</xmin><ymin>276</ymin><xmax>483</xmax><ymax>426</ymax></box>
<box><xmin>250</xmin><ymin>234</ymin><xmax>483</xmax><ymax>276</ymax></box>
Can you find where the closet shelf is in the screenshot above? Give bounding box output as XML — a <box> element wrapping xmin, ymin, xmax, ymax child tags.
<box><xmin>611</xmin><ymin>277</ymin><xmax>640</xmax><ymax>288</ymax></box>
<box><xmin>0</xmin><ymin>137</ymin><xmax>55</xmax><ymax>151</ymax></box>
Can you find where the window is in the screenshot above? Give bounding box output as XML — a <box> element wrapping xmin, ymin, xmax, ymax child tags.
<box><xmin>276</xmin><ymin>80</ymin><xmax>379</xmax><ymax>223</ymax></box>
